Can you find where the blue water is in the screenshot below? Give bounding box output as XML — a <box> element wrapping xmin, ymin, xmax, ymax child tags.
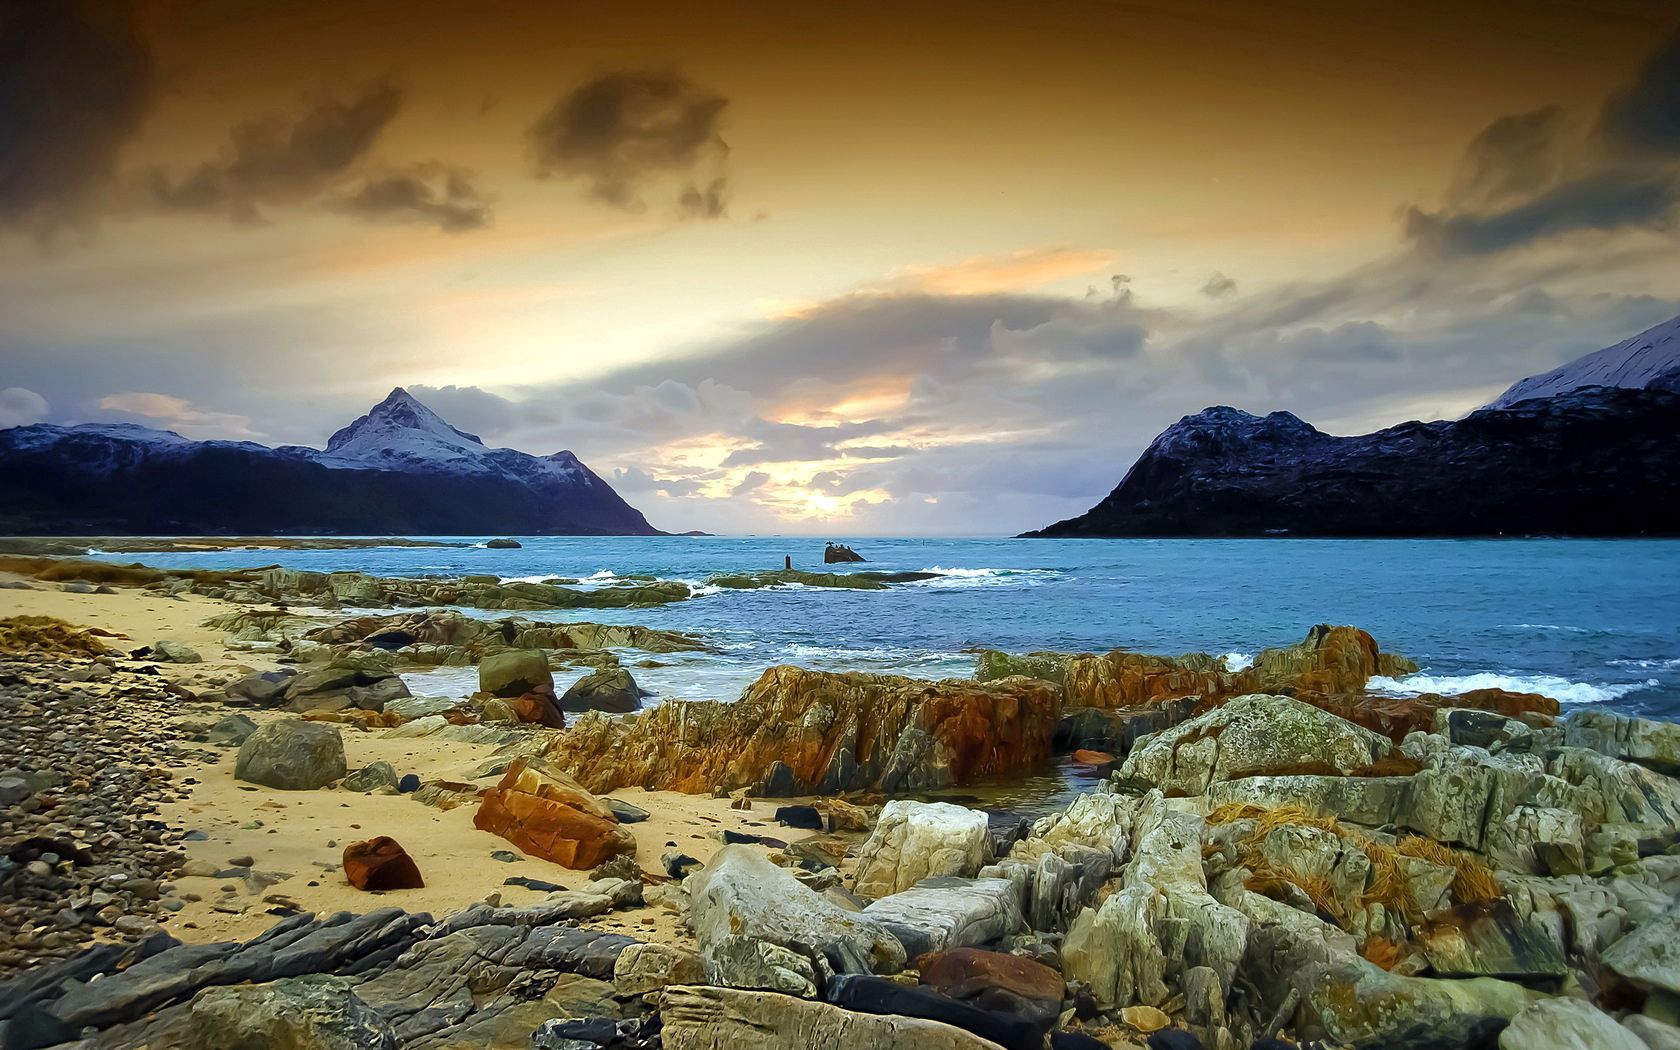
<box><xmin>95</xmin><ymin>538</ymin><xmax>1680</xmax><ymax>718</ymax></box>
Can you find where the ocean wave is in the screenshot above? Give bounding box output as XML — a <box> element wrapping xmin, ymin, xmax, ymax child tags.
<box><xmin>1368</xmin><ymin>671</ymin><xmax>1659</xmax><ymax>706</ymax></box>
<box><xmin>1609</xmin><ymin>657</ymin><xmax>1680</xmax><ymax>670</ymax></box>
<box><xmin>1222</xmin><ymin>652</ymin><xmax>1254</xmax><ymax>672</ymax></box>
<box><xmin>781</xmin><ymin>642</ymin><xmax>958</xmax><ymax>664</ymax></box>
<box><xmin>907</xmin><ymin>566</ymin><xmax>1062</xmax><ymax>589</ymax></box>
<box><xmin>1499</xmin><ymin>623</ymin><xmax>1593</xmax><ymax>634</ymax></box>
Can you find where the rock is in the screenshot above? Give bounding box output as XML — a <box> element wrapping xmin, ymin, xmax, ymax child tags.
<box><xmin>1062</xmin><ymin>792</ymin><xmax>1247</xmax><ymax>1011</ymax></box>
<box><xmin>661</xmin><ymin>984</ymin><xmax>1007</xmax><ymax>1050</ymax></box>
<box><xmin>484</xmin><ymin>537</ymin><xmax>522</xmax><ymax>548</ymax></box>
<box><xmin>479</xmin><ymin>648</ymin><xmax>554</xmax><ymax>698</ymax></box>
<box><xmin>283</xmin><ymin>654</ymin><xmax>411</xmax><ymax>713</ymax></box>
<box><xmin>918</xmin><ymin>946</ymin><xmax>1065</xmax><ymax>1030</ymax></box>
<box><xmin>472</xmin><ymin>757</ymin><xmax>636</xmax><ymax>869</ymax></box>
<box><xmin>342</xmin><ymin>761</ymin><xmax>399</xmax><ymax>793</ymax></box>
<box><xmin>1070</xmin><ymin>749</ymin><xmax>1114</xmax><ymax>765</ymax></box>
<box><xmin>853</xmin><ymin>800</ymin><xmax>992</xmax><ymax>898</ymax></box>
<box><xmin>1121</xmin><ymin>1004</ymin><xmax>1170</xmax><ymax>1033</ymax></box>
<box><xmin>152</xmin><ymin>640</ymin><xmax>202</xmax><ymax>664</ymax></box>
<box><xmin>1119</xmin><ymin>693</ymin><xmax>1394</xmax><ymax>796</ymax></box>
<box><xmin>1252</xmin><ymin>623</ymin><xmax>1417</xmax><ymax>694</ymax></box>
<box><xmin>535</xmin><ymin>666</ymin><xmax>1061</xmax><ymax>796</ymax></box>
<box><xmin>560</xmin><ymin>666</ymin><xmax>644</xmax><ymax>714</ymax></box>
<box><xmin>397</xmin><ymin>773</ymin><xmax>420</xmax><ymax>793</ymax></box>
<box><xmin>1565</xmin><ymin>709</ymin><xmax>1680</xmax><ymax>776</ymax></box>
<box><xmin>1309</xmin><ymin>959</ymin><xmax>1537</xmax><ymax>1050</ymax></box>
<box><xmin>235</xmin><ymin>720</ymin><xmax>348</xmax><ymax>790</ymax></box>
<box><xmin>207</xmin><ymin>712</ymin><xmax>259</xmax><ymax>745</ymax></box>
<box><xmin>862</xmin><ymin>877</ymin><xmax>1024</xmax><ymax>958</ymax></box>
<box><xmin>184</xmin><ymin>973</ymin><xmax>397</xmax><ymax>1049</ymax></box>
<box><xmin>974</xmin><ymin>650</ymin><xmax>1071</xmax><ymax>687</ymax></box>
<box><xmin>824</xmin><ymin>542</ymin><xmax>866</xmax><ymax>563</ymax></box>
<box><xmin>1605</xmin><ymin>898</ymin><xmax>1680</xmax><ymax>995</ymax></box>
<box><xmin>604</xmin><ymin>797</ymin><xmax>650</xmax><ymax>823</ymax></box>
<box><xmin>1624</xmin><ymin>1016</ymin><xmax>1680</xmax><ymax>1050</ymax></box>
<box><xmin>688</xmin><ymin>845</ymin><xmax>907</xmax><ymax>982</ymax></box>
<box><xmin>1416</xmin><ymin>900</ymin><xmax>1568</xmax><ymax>979</ymax></box>
<box><xmin>224</xmin><ymin>669</ymin><xmax>296</xmax><ymax>706</ymax></box>
<box><xmin>827</xmin><ymin>973</ymin><xmax>1046</xmax><ymax>1050</ymax></box>
<box><xmin>707</xmin><ymin>935</ymin><xmax>820</xmax><ymax>996</ymax></box>
<box><xmin>382</xmin><ymin>695</ymin><xmax>465</xmax><ymax>722</ymax></box>
<box><xmin>613</xmin><ymin>941</ymin><xmax>703</xmax><ymax>995</ymax></box>
<box><xmin>342</xmin><ymin>837</ymin><xmax>424</xmax><ymax>891</ymax></box>
<box><xmin>1499</xmin><ymin>997</ymin><xmax>1646</xmax><ymax>1050</ymax></box>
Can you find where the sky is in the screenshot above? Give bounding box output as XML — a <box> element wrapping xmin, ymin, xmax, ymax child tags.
<box><xmin>3</xmin><ymin>0</ymin><xmax>1680</xmax><ymax>535</ymax></box>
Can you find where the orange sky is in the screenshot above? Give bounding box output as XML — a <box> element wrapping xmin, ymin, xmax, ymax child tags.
<box><xmin>3</xmin><ymin>0</ymin><xmax>1679</xmax><ymax>532</ymax></box>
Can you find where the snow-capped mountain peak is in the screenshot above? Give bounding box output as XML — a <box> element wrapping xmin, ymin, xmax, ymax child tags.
<box><xmin>320</xmin><ymin>386</ymin><xmax>487</xmax><ymax>472</ymax></box>
<box><xmin>1487</xmin><ymin>312</ymin><xmax>1680</xmax><ymax>409</ymax></box>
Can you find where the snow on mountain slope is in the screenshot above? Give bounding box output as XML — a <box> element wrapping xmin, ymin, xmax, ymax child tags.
<box><xmin>1487</xmin><ymin>312</ymin><xmax>1680</xmax><ymax>408</ymax></box>
<box><xmin>316</xmin><ymin>387</ymin><xmax>590</xmax><ymax>486</ymax></box>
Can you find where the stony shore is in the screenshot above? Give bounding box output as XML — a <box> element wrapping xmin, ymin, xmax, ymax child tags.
<box><xmin>1</xmin><ymin>555</ymin><xmax>1679</xmax><ymax>1050</ymax></box>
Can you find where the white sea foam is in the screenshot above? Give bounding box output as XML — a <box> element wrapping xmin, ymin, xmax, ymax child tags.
<box><xmin>908</xmin><ymin>566</ymin><xmax>1061</xmax><ymax>589</ymax></box>
<box><xmin>1609</xmin><ymin>657</ymin><xmax>1680</xmax><ymax>670</ymax></box>
<box><xmin>1222</xmin><ymin>651</ymin><xmax>1254</xmax><ymax>672</ymax></box>
<box><xmin>1500</xmin><ymin>623</ymin><xmax>1592</xmax><ymax>634</ymax></box>
<box><xmin>1369</xmin><ymin>671</ymin><xmax>1658</xmax><ymax>706</ymax></box>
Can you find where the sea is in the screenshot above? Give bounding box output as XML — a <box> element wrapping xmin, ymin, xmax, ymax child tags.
<box><xmin>93</xmin><ymin>537</ymin><xmax>1680</xmax><ymax>721</ymax></box>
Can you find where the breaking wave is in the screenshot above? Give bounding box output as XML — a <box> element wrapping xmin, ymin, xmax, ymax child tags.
<box><xmin>1368</xmin><ymin>671</ymin><xmax>1658</xmax><ymax>706</ymax></box>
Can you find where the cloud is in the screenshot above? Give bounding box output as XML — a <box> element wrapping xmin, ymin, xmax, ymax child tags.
<box><xmin>610</xmin><ymin>466</ymin><xmax>704</xmax><ymax>497</ymax></box>
<box><xmin>528</xmin><ymin>71</ymin><xmax>730</xmax><ymax>216</ymax></box>
<box><xmin>96</xmin><ymin>391</ymin><xmax>256</xmax><ymax>439</ymax></box>
<box><xmin>1201</xmin><ymin>272</ymin><xmax>1238</xmax><ymax>299</ymax></box>
<box><xmin>1598</xmin><ymin>29</ymin><xmax>1680</xmax><ymax>156</ymax></box>
<box><xmin>148</xmin><ymin>84</ymin><xmax>404</xmax><ymax>222</ymax></box>
<box><xmin>0</xmin><ymin>1</ymin><xmax>157</xmax><ymax>234</ymax></box>
<box><xmin>1448</xmin><ymin>106</ymin><xmax>1568</xmax><ymax>207</ymax></box>
<box><xmin>0</xmin><ymin>387</ymin><xmax>48</xmax><ymax>428</ymax></box>
<box><xmin>1404</xmin><ymin>169</ymin><xmax>1679</xmax><ymax>255</ymax></box>
<box><xmin>331</xmin><ymin>165</ymin><xmax>491</xmax><ymax>232</ymax></box>
<box><xmin>1404</xmin><ymin>32</ymin><xmax>1680</xmax><ymax>257</ymax></box>
<box><xmin>731</xmin><ymin>471</ymin><xmax>770</xmax><ymax>496</ymax></box>
<box><xmin>890</xmin><ymin>248</ymin><xmax>1118</xmax><ymax>296</ymax></box>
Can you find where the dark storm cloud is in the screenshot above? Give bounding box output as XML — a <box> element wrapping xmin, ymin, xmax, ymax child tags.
<box><xmin>0</xmin><ymin>1</ymin><xmax>156</xmax><ymax>233</ymax></box>
<box><xmin>731</xmin><ymin>471</ymin><xmax>771</xmax><ymax>496</ymax></box>
<box><xmin>1405</xmin><ymin>31</ymin><xmax>1680</xmax><ymax>257</ymax></box>
<box><xmin>528</xmin><ymin>71</ymin><xmax>729</xmax><ymax>216</ymax></box>
<box><xmin>1404</xmin><ymin>169</ymin><xmax>1680</xmax><ymax>255</ymax></box>
<box><xmin>1448</xmin><ymin>106</ymin><xmax>1567</xmax><ymax>207</ymax></box>
<box><xmin>1598</xmin><ymin>28</ymin><xmax>1680</xmax><ymax>155</ymax></box>
<box><xmin>332</xmin><ymin>166</ymin><xmax>491</xmax><ymax>233</ymax></box>
<box><xmin>148</xmin><ymin>84</ymin><xmax>404</xmax><ymax>221</ymax></box>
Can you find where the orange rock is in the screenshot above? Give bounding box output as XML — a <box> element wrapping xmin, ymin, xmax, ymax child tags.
<box><xmin>343</xmin><ymin>836</ymin><xmax>424</xmax><ymax>890</ymax></box>
<box><xmin>506</xmin><ymin>692</ymin><xmax>567</xmax><ymax>728</ymax></box>
<box><xmin>1071</xmin><ymin>749</ymin><xmax>1116</xmax><ymax>765</ymax></box>
<box><xmin>1293</xmin><ymin>687</ymin><xmax>1560</xmax><ymax>742</ymax></box>
<box><xmin>919</xmin><ymin>947</ymin><xmax>1064</xmax><ymax>1008</ymax></box>
<box><xmin>536</xmin><ymin>667</ymin><xmax>1061</xmax><ymax>796</ymax></box>
<box><xmin>473</xmin><ymin>757</ymin><xmax>636</xmax><ymax>868</ymax></box>
<box><xmin>1065</xmin><ymin>650</ymin><xmax>1248</xmax><ymax>710</ymax></box>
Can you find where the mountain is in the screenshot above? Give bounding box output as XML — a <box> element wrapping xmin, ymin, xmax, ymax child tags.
<box><xmin>0</xmin><ymin>388</ymin><xmax>661</xmax><ymax>536</ymax></box>
<box><xmin>1487</xmin><ymin>313</ymin><xmax>1680</xmax><ymax>409</ymax></box>
<box><xmin>1025</xmin><ymin>332</ymin><xmax>1680</xmax><ymax>538</ymax></box>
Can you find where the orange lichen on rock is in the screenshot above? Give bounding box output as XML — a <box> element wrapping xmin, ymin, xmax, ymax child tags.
<box><xmin>1064</xmin><ymin>650</ymin><xmax>1248</xmax><ymax>710</ymax></box>
<box><xmin>473</xmin><ymin>757</ymin><xmax>636</xmax><ymax>868</ymax></box>
<box><xmin>536</xmin><ymin>666</ymin><xmax>1062</xmax><ymax>796</ymax></box>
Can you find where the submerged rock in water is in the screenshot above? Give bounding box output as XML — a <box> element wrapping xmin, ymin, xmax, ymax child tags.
<box><xmin>535</xmin><ymin>666</ymin><xmax>1061</xmax><ymax>796</ymax></box>
<box><xmin>824</xmin><ymin>542</ymin><xmax>866</xmax><ymax>563</ymax></box>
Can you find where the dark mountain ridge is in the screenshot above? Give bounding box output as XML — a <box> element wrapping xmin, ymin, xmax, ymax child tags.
<box><xmin>1025</xmin><ymin>372</ymin><xmax>1680</xmax><ymax>539</ymax></box>
<box><xmin>0</xmin><ymin>389</ymin><xmax>661</xmax><ymax>536</ymax></box>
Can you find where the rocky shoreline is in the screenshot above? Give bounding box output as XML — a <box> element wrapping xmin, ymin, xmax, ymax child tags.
<box><xmin>1</xmin><ymin>557</ymin><xmax>1679</xmax><ymax>1050</ymax></box>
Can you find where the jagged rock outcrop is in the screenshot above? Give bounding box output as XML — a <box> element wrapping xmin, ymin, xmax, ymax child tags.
<box><xmin>661</xmin><ymin>985</ymin><xmax>1005</xmax><ymax>1050</ymax></box>
<box><xmin>1119</xmin><ymin>694</ymin><xmax>1400</xmax><ymax>795</ymax></box>
<box><xmin>300</xmin><ymin>610</ymin><xmax>707</xmax><ymax>661</ymax></box>
<box><xmin>1025</xmin><ymin>367</ymin><xmax>1680</xmax><ymax>537</ymax></box>
<box><xmin>976</xmin><ymin>624</ymin><xmax>1415</xmax><ymax>713</ymax></box>
<box><xmin>532</xmin><ymin>666</ymin><xmax>1061</xmax><ymax>796</ymax></box>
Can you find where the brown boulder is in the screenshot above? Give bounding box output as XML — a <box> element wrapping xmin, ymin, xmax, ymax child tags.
<box><xmin>536</xmin><ymin>666</ymin><xmax>1060</xmax><ymax>796</ymax></box>
<box><xmin>505</xmin><ymin>691</ymin><xmax>567</xmax><ymax>728</ymax></box>
<box><xmin>343</xmin><ymin>836</ymin><xmax>424</xmax><ymax>890</ymax></box>
<box><xmin>1064</xmin><ymin>650</ymin><xmax>1246</xmax><ymax>710</ymax></box>
<box><xmin>1070</xmin><ymin>749</ymin><xmax>1115</xmax><ymax>765</ymax></box>
<box><xmin>1252</xmin><ymin>623</ymin><xmax>1416</xmax><ymax>695</ymax></box>
<box><xmin>1294</xmin><ymin>687</ymin><xmax>1560</xmax><ymax>742</ymax></box>
<box><xmin>473</xmin><ymin>757</ymin><xmax>636</xmax><ymax>868</ymax></box>
<box><xmin>919</xmin><ymin>947</ymin><xmax>1065</xmax><ymax>1027</ymax></box>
